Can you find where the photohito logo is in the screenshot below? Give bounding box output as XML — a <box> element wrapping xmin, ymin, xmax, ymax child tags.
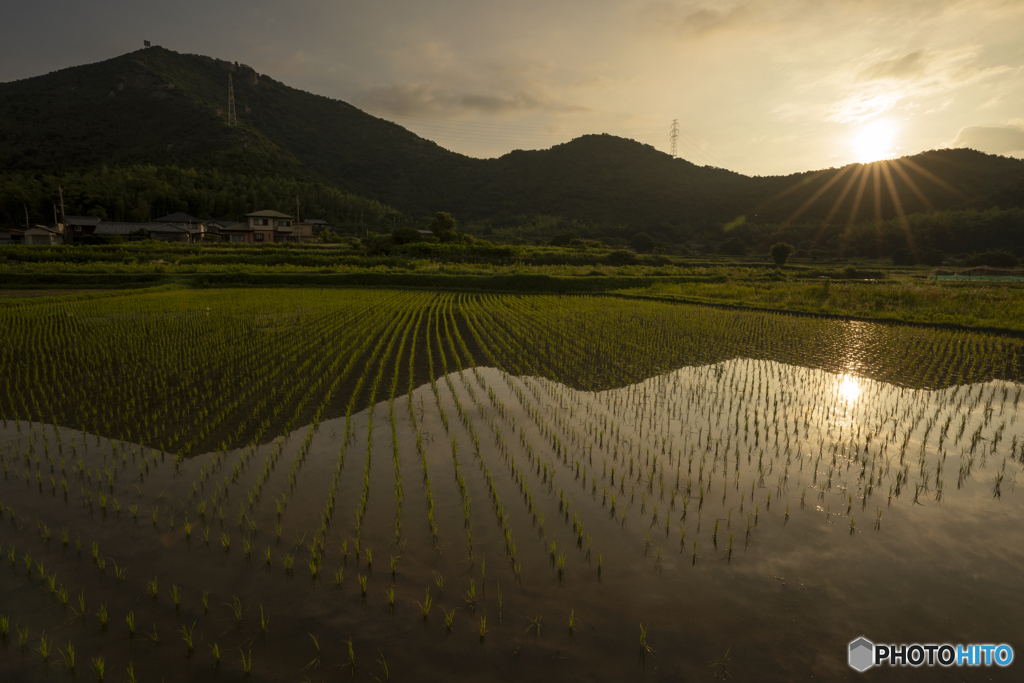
<box><xmin>848</xmin><ymin>637</ymin><xmax>1014</xmax><ymax>671</ymax></box>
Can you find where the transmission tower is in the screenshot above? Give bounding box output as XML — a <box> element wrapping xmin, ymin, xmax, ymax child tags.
<box><xmin>227</xmin><ymin>74</ymin><xmax>236</xmax><ymax>127</ymax></box>
<box><xmin>669</xmin><ymin>119</ymin><xmax>679</xmax><ymax>158</ymax></box>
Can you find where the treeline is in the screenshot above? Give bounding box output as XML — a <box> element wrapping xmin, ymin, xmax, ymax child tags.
<box><xmin>717</xmin><ymin>207</ymin><xmax>1024</xmax><ymax>261</ymax></box>
<box><xmin>0</xmin><ymin>166</ymin><xmax>402</xmax><ymax>228</ymax></box>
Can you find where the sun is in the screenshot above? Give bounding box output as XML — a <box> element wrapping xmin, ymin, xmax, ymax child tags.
<box><xmin>852</xmin><ymin>120</ymin><xmax>897</xmax><ymax>163</ymax></box>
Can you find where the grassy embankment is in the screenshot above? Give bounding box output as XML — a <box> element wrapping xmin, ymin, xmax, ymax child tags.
<box><xmin>3</xmin><ymin>242</ymin><xmax>1023</xmax><ymax>333</ymax></box>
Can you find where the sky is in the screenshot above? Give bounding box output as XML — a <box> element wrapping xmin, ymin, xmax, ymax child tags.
<box><xmin>3</xmin><ymin>0</ymin><xmax>1023</xmax><ymax>176</ymax></box>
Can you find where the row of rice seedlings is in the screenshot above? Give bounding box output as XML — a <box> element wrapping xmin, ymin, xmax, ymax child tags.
<box><xmin>406</xmin><ymin>303</ymin><xmax>440</xmax><ymax>548</ymax></box>
<box><xmin>428</xmin><ymin>299</ymin><xmax>475</xmax><ymax>563</ymax></box>
<box><xmin>350</xmin><ymin>302</ymin><xmax>422</xmax><ymax>568</ymax></box>
<box><xmin>437</xmin><ymin>297</ymin><xmax>525</xmax><ymax>578</ymax></box>
<box><xmin>306</xmin><ymin>296</ymin><xmax>425</xmax><ymax>575</ymax></box>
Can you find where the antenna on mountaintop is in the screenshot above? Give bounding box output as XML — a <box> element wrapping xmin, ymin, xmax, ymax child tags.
<box><xmin>670</xmin><ymin>119</ymin><xmax>679</xmax><ymax>158</ymax></box>
<box><xmin>227</xmin><ymin>73</ymin><xmax>237</xmax><ymax>127</ymax></box>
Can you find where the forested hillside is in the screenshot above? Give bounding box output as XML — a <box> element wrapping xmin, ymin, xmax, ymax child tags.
<box><xmin>2</xmin><ymin>46</ymin><xmax>1023</xmax><ymax>246</ymax></box>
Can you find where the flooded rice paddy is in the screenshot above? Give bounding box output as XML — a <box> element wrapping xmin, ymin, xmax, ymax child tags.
<box><xmin>0</xmin><ymin>288</ymin><xmax>1022</xmax><ymax>681</ymax></box>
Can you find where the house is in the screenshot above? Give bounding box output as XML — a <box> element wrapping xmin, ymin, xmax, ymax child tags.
<box><xmin>220</xmin><ymin>222</ymin><xmax>254</xmax><ymax>243</ymax></box>
<box><xmin>303</xmin><ymin>218</ymin><xmax>332</xmax><ymax>235</ymax></box>
<box><xmin>94</xmin><ymin>222</ymin><xmax>189</xmax><ymax>242</ymax></box>
<box><xmin>64</xmin><ymin>216</ymin><xmax>101</xmax><ymax>244</ymax></box>
<box><xmin>21</xmin><ymin>225</ymin><xmax>66</xmax><ymax>245</ymax></box>
<box><xmin>229</xmin><ymin>210</ymin><xmax>318</xmax><ymax>243</ymax></box>
<box><xmin>154</xmin><ymin>212</ymin><xmax>207</xmax><ymax>242</ymax></box>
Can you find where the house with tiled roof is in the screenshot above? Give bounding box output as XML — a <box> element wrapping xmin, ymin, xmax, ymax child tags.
<box><xmin>94</xmin><ymin>222</ymin><xmax>189</xmax><ymax>242</ymax></box>
<box><xmin>221</xmin><ymin>210</ymin><xmax>317</xmax><ymax>243</ymax></box>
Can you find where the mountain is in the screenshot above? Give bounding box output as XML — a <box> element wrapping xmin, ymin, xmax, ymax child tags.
<box><xmin>3</xmin><ymin>46</ymin><xmax>1024</xmax><ymax>232</ymax></box>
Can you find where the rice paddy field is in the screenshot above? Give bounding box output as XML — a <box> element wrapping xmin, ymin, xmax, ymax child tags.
<box><xmin>1</xmin><ymin>288</ymin><xmax>1022</xmax><ymax>681</ymax></box>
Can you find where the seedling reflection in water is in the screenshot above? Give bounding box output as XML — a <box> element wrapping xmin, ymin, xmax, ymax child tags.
<box><xmin>304</xmin><ymin>633</ymin><xmax>320</xmax><ymax>670</ymax></box>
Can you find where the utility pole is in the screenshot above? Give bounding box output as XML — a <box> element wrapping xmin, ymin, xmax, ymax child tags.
<box><xmin>228</xmin><ymin>73</ymin><xmax>237</xmax><ymax>126</ymax></box>
<box><xmin>58</xmin><ymin>185</ymin><xmax>67</xmax><ymax>243</ymax></box>
<box><xmin>670</xmin><ymin>119</ymin><xmax>679</xmax><ymax>158</ymax></box>
<box><xmin>296</xmin><ymin>195</ymin><xmax>300</xmax><ymax>223</ymax></box>
<box><xmin>24</xmin><ymin>204</ymin><xmax>30</xmax><ymax>231</ymax></box>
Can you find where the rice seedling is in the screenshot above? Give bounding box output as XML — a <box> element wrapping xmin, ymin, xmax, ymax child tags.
<box><xmin>465</xmin><ymin>579</ymin><xmax>476</xmax><ymax>611</ymax></box>
<box><xmin>126</xmin><ymin>662</ymin><xmax>137</xmax><ymax>683</ymax></box>
<box><xmin>443</xmin><ymin>606</ymin><xmax>456</xmax><ymax>632</ymax></box>
<box><xmin>240</xmin><ymin>649</ymin><xmax>252</xmax><ymax>676</ymax></box>
<box><xmin>17</xmin><ymin>625</ymin><xmax>29</xmax><ymax>649</ymax></box>
<box><xmin>147</xmin><ymin>577</ymin><xmax>158</xmax><ymax>599</ymax></box>
<box><xmin>179</xmin><ymin>621</ymin><xmax>196</xmax><ymax>654</ymax></box>
<box><xmin>259</xmin><ymin>605</ymin><xmax>270</xmax><ymax>633</ymax></box>
<box><xmin>126</xmin><ymin>611</ymin><xmax>135</xmax><ymax>637</ymax></box>
<box><xmin>202</xmin><ymin>590</ymin><xmax>210</xmax><ymax>613</ymax></box>
<box><xmin>283</xmin><ymin>554</ymin><xmax>294</xmax><ymax>573</ymax></box>
<box><xmin>359</xmin><ymin>573</ymin><xmax>368</xmax><ymax>596</ymax></box>
<box><xmin>209</xmin><ymin>642</ymin><xmax>221</xmax><ymax>666</ymax></box>
<box><xmin>639</xmin><ymin>623</ymin><xmax>652</xmax><ymax>665</ymax></box>
<box><xmin>227</xmin><ymin>597</ymin><xmax>243</xmax><ymax>626</ymax></box>
<box><xmin>220</xmin><ymin>532</ymin><xmax>230</xmax><ymax>551</ymax></box>
<box><xmin>0</xmin><ymin>614</ymin><xmax>8</xmax><ymax>640</ymax></box>
<box><xmin>35</xmin><ymin>632</ymin><xmax>51</xmax><ymax>661</ymax></box>
<box><xmin>334</xmin><ymin>566</ymin><xmax>345</xmax><ymax>587</ymax></box>
<box><xmin>527</xmin><ymin>615</ymin><xmax>543</xmax><ymax>637</ymax></box>
<box><xmin>95</xmin><ymin>602</ymin><xmax>109</xmax><ymax>628</ymax></box>
<box><xmin>416</xmin><ymin>587</ymin><xmax>433</xmax><ymax>619</ymax></box>
<box><xmin>478</xmin><ymin>615</ymin><xmax>488</xmax><ymax>640</ymax></box>
<box><xmin>344</xmin><ymin>637</ymin><xmax>356</xmax><ymax>673</ymax></box>
<box><xmin>170</xmin><ymin>584</ymin><xmax>181</xmax><ymax>609</ymax></box>
<box><xmin>91</xmin><ymin>656</ymin><xmax>105</xmax><ymax>681</ymax></box>
<box><xmin>59</xmin><ymin>643</ymin><xmax>75</xmax><ymax>671</ymax></box>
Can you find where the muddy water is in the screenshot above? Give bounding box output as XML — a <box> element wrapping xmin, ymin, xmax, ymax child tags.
<box><xmin>1</xmin><ymin>360</ymin><xmax>1021</xmax><ymax>681</ymax></box>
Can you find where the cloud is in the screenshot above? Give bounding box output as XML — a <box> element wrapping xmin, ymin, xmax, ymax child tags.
<box><xmin>359</xmin><ymin>81</ymin><xmax>588</xmax><ymax>116</ymax></box>
<box><xmin>857</xmin><ymin>50</ymin><xmax>926</xmax><ymax>82</ymax></box>
<box><xmin>952</xmin><ymin>124</ymin><xmax>1024</xmax><ymax>155</ymax></box>
<box><xmin>826</xmin><ymin>46</ymin><xmax>1013</xmax><ymax>123</ymax></box>
<box><xmin>640</xmin><ymin>1</ymin><xmax>750</xmax><ymax>37</ymax></box>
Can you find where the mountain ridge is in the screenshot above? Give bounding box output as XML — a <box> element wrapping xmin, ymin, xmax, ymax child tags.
<box><xmin>2</xmin><ymin>47</ymin><xmax>1024</xmax><ymax>231</ymax></box>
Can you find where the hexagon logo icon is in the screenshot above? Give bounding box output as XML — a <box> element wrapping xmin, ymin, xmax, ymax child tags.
<box><xmin>849</xmin><ymin>637</ymin><xmax>874</xmax><ymax>672</ymax></box>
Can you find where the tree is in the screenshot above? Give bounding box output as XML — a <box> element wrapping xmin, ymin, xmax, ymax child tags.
<box><xmin>428</xmin><ymin>211</ymin><xmax>460</xmax><ymax>242</ymax></box>
<box><xmin>631</xmin><ymin>232</ymin><xmax>655</xmax><ymax>253</ymax></box>
<box><xmin>770</xmin><ymin>242</ymin><xmax>794</xmax><ymax>266</ymax></box>
<box><xmin>921</xmin><ymin>248</ymin><xmax>945</xmax><ymax>267</ymax></box>
<box><xmin>891</xmin><ymin>247</ymin><xmax>914</xmax><ymax>266</ymax></box>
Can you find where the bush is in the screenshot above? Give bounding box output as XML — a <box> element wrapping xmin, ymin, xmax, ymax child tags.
<box><xmin>630</xmin><ymin>233</ymin><xmax>655</xmax><ymax>253</ymax></box>
<box><xmin>719</xmin><ymin>237</ymin><xmax>747</xmax><ymax>256</ymax></box>
<box><xmin>549</xmin><ymin>233</ymin><xmax>578</xmax><ymax>247</ymax></box>
<box><xmin>967</xmin><ymin>250</ymin><xmax>1018</xmax><ymax>268</ymax></box>
<box><xmin>606</xmin><ymin>250</ymin><xmax>637</xmax><ymax>265</ymax></box>
<box><xmin>770</xmin><ymin>242</ymin><xmax>794</xmax><ymax>266</ymax></box>
<box><xmin>392</xmin><ymin>227</ymin><xmax>425</xmax><ymax>245</ymax></box>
